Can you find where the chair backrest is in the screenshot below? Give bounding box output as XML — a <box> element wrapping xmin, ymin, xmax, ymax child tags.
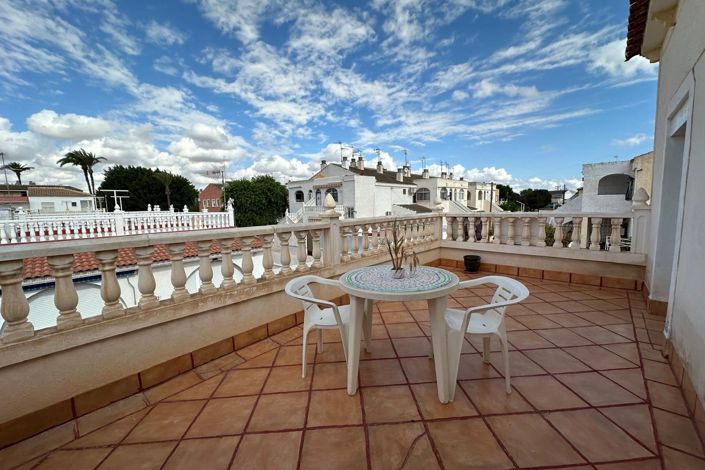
<box><xmin>467</xmin><ymin>276</ymin><xmax>530</xmax><ymax>331</ymax></box>
<box><xmin>285</xmin><ymin>275</ymin><xmax>322</xmax><ymax>317</ymax></box>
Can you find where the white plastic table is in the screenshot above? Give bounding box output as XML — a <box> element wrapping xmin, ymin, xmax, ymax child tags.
<box><xmin>338</xmin><ymin>265</ymin><xmax>460</xmax><ymax>403</ymax></box>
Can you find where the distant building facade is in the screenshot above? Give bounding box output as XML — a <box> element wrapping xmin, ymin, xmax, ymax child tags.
<box><xmin>0</xmin><ymin>185</ymin><xmax>94</xmax><ymax>218</ymax></box>
<box><xmin>199</xmin><ymin>183</ymin><xmax>224</xmax><ymax>212</ymax></box>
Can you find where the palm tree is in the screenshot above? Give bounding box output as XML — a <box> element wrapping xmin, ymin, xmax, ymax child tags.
<box><xmin>58</xmin><ymin>149</ymin><xmax>106</xmax><ymax>194</ymax></box>
<box><xmin>2</xmin><ymin>162</ymin><xmax>34</xmax><ymax>185</ymax></box>
<box><xmin>154</xmin><ymin>171</ymin><xmax>175</xmax><ymax>208</ymax></box>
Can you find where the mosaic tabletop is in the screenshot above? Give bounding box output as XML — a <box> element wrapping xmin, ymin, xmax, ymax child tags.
<box><xmin>339</xmin><ymin>265</ymin><xmax>458</xmax><ymax>294</ymax></box>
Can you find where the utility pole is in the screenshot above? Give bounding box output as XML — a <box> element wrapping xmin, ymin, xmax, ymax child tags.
<box><xmin>0</xmin><ymin>152</ymin><xmax>8</xmax><ymax>189</ymax></box>
<box><xmin>490</xmin><ymin>181</ymin><xmax>495</xmax><ymax>211</ymax></box>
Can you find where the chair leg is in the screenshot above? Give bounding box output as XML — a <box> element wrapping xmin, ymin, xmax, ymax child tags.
<box><xmin>317</xmin><ymin>329</ymin><xmax>323</xmax><ymax>353</ymax></box>
<box><xmin>497</xmin><ymin>332</ymin><xmax>511</xmax><ymax>394</ymax></box>
<box><xmin>482</xmin><ymin>336</ymin><xmax>491</xmax><ymax>364</ymax></box>
<box><xmin>302</xmin><ymin>328</ymin><xmax>311</xmax><ymax>378</ymax></box>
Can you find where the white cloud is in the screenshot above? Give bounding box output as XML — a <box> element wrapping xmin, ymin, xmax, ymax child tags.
<box><xmin>26</xmin><ymin>110</ymin><xmax>113</xmax><ymax>140</ymax></box>
<box><xmin>471</xmin><ymin>79</ymin><xmax>540</xmax><ymax>99</ymax></box>
<box><xmin>589</xmin><ymin>38</ymin><xmax>657</xmax><ymax>79</ymax></box>
<box><xmin>611</xmin><ymin>133</ymin><xmax>651</xmax><ymax>146</ymax></box>
<box><xmin>451</xmin><ymin>90</ymin><xmax>469</xmax><ymax>101</ymax></box>
<box><xmin>145</xmin><ymin>20</ymin><xmax>187</xmax><ymax>46</ymax></box>
<box><xmin>230</xmin><ymin>155</ymin><xmax>319</xmax><ymax>183</ymax></box>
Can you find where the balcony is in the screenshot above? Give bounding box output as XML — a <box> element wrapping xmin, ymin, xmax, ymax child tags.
<box><xmin>1</xmin><ymin>209</ymin><xmax>703</xmax><ymax>468</ymax></box>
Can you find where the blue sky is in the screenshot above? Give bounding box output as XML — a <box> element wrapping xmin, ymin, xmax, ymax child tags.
<box><xmin>0</xmin><ymin>0</ymin><xmax>657</xmax><ymax>190</ymax></box>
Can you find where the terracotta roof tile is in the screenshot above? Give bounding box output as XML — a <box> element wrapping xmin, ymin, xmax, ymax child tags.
<box><xmin>626</xmin><ymin>0</ymin><xmax>650</xmax><ymax>60</ymax></box>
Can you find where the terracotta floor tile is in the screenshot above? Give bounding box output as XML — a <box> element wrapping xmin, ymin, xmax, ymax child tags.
<box><xmin>235</xmin><ymin>349</ymin><xmax>278</xmax><ymax>369</ymax></box>
<box><xmin>369</xmin><ymin>423</ymin><xmax>440</xmax><ymax>469</ymax></box>
<box><xmin>456</xmin><ymin>353</ymin><xmax>501</xmax><ymax>380</ymax></box>
<box><xmin>647</xmin><ymin>380</ymin><xmax>689</xmax><ymax>415</ymax></box>
<box><xmin>603</xmin><ymin>323</ymin><xmax>637</xmax><ymax>340</ymax></box>
<box><xmin>534</xmin><ymin>328</ymin><xmax>594</xmax><ymax>347</ymax></box>
<box><xmin>237</xmin><ymin>339</ymin><xmax>280</xmax><ymax>360</ymax></box>
<box><xmin>162</xmin><ymin>436</ymin><xmax>239</xmax><ymax>470</ymax></box>
<box><xmin>378</xmin><ymin>301</ymin><xmax>406</xmax><ymax>312</ymax></box>
<box><xmin>381</xmin><ymin>310</ymin><xmax>415</xmax><ymax>323</ymax></box>
<box><xmin>263</xmin><ymin>364</ymin><xmax>311</xmax><ymax>393</ymax></box>
<box><xmin>386</xmin><ymin>322</ymin><xmax>424</xmax><ymax>338</ymax></box>
<box><xmin>602</xmin><ymin>369</ymin><xmax>648</xmax><ymax>399</ymax></box>
<box><xmin>503</xmin><ymin>317</ymin><xmax>529</xmax><ymax>331</ymax></box>
<box><xmin>144</xmin><ymin>372</ymin><xmax>202</xmax><ymax>404</ymax></box>
<box><xmin>551</xmin><ymin>300</ymin><xmax>594</xmax><ymax>313</ymax></box>
<box><xmin>307</xmin><ymin>389</ymin><xmax>362</xmax><ymax>427</ymax></box>
<box><xmin>512</xmin><ymin>376</ymin><xmax>587</xmax><ymax>410</ymax></box>
<box><xmin>35</xmin><ymin>449</ymin><xmax>112</xmax><ymax>470</ymax></box>
<box><xmin>98</xmin><ymin>442</ymin><xmax>177</xmax><ymax>470</ymax></box>
<box><xmin>556</xmin><ymin>372</ymin><xmax>642</xmax><ymax>406</ymax></box>
<box><xmin>64</xmin><ymin>409</ymin><xmax>150</xmax><ymax>449</ymax></box>
<box><xmin>311</xmin><ymin>362</ymin><xmax>348</xmax><ymax>390</ymax></box>
<box><xmin>546</xmin><ymin>409</ymin><xmax>654</xmax><ymax>462</ymax></box>
<box><xmin>400</xmin><ymin>356</ymin><xmax>437</xmax><ymax>383</ymax></box>
<box><xmin>315</xmin><ymin>341</ymin><xmax>346</xmax><ymax>362</ymax></box>
<box><xmin>544</xmin><ymin>312</ymin><xmax>594</xmax><ymax>327</ymax></box>
<box><xmin>186</xmin><ymin>396</ymin><xmax>256</xmax><ymax>437</ymax></box>
<box><xmin>643</xmin><ymin>359</ymin><xmax>678</xmax><ymax>385</ymax></box>
<box><xmin>565</xmin><ymin>345</ymin><xmax>638</xmax><ymax>369</ymax></box>
<box><xmin>603</xmin><ymin>343</ymin><xmax>641</xmax><ymax>365</ymax></box>
<box><xmin>574</xmin><ymin>310</ymin><xmax>631</xmax><ymax>325</ymax></box>
<box><xmin>299</xmin><ymin>427</ymin><xmax>367</xmax><ymax>470</ymax></box>
<box><xmin>166</xmin><ymin>374</ymin><xmax>224</xmax><ymax>401</ymax></box>
<box><xmin>523</xmin><ymin>348</ymin><xmax>591</xmax><ymax>373</ymax></box>
<box><xmin>320</xmin><ymin>328</ymin><xmax>343</xmax><ymax>343</ymax></box>
<box><xmin>403</xmin><ymin>300</ymin><xmax>429</xmax><ymax>310</ymax></box>
<box><xmin>409</xmin><ymin>309</ymin><xmax>430</xmax><ymax>322</ymax></box>
<box><xmin>274</xmin><ymin>344</ymin><xmax>315</xmax><ymax>367</ymax></box>
<box><xmin>363</xmin><ymin>385</ymin><xmax>420</xmax><ymax>424</ymax></box>
<box><xmin>231</xmin><ymin>431</ymin><xmax>301</xmax><ymax>470</ymax></box>
<box><xmin>124</xmin><ymin>401</ymin><xmax>205</xmax><ymax>443</ymax></box>
<box><xmin>525</xmin><ymin>301</ymin><xmax>566</xmax><ymax>314</ymax></box>
<box><xmin>371</xmin><ymin>324</ymin><xmax>390</xmax><ymax>339</ymax></box>
<box><xmin>652</xmin><ymin>408</ymin><xmax>705</xmax><ymax>457</ymax></box>
<box><xmin>534</xmin><ymin>292</ymin><xmax>571</xmax><ymax>302</ymax></box>
<box><xmin>600</xmin><ymin>404</ymin><xmax>658</xmax><ymax>453</ymax></box>
<box><xmin>247</xmin><ymin>391</ymin><xmax>309</xmax><ymax>432</ymax></box>
<box><xmin>361</xmin><ymin>338</ymin><xmax>397</xmax><ymax>359</ymax></box>
<box><xmin>360</xmin><ymin>359</ymin><xmax>407</xmax><ymax>386</ymax></box>
<box><xmin>489</xmin><ymin>350</ymin><xmax>545</xmax><ymax>376</ymax></box>
<box><xmin>570</xmin><ymin>326</ymin><xmax>633</xmax><ymax>344</ymax></box>
<box><xmin>507</xmin><ymin>330</ymin><xmax>556</xmax><ymax>349</ymax></box>
<box><xmin>487</xmin><ymin>413</ymin><xmax>585</xmax><ymax>467</ymax></box>
<box><xmin>411</xmin><ymin>383</ymin><xmax>477</xmax><ymax>419</ymax></box>
<box><xmin>460</xmin><ymin>379</ymin><xmax>533</xmax><ymax>415</ymax></box>
<box><xmin>428</xmin><ymin>418</ymin><xmax>513</xmax><ymax>469</ymax></box>
<box><xmin>661</xmin><ymin>445</ymin><xmax>705</xmax><ymax>470</ymax></box>
<box><xmin>392</xmin><ymin>337</ymin><xmax>431</xmax><ymax>357</ymax></box>
<box><xmin>515</xmin><ymin>314</ymin><xmax>562</xmax><ymax>329</ymax></box>
<box><xmin>214</xmin><ymin>368</ymin><xmax>269</xmax><ymax>397</ymax></box>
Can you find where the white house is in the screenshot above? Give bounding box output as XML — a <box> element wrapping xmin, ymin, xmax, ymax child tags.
<box><xmin>0</xmin><ymin>185</ymin><xmax>94</xmax><ymax>218</ymax></box>
<box><xmin>627</xmin><ymin>0</ymin><xmax>705</xmax><ymax>404</ymax></box>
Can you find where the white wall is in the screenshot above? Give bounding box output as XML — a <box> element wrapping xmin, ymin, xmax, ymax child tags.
<box><xmin>581</xmin><ymin>161</ymin><xmax>633</xmax><ymax>213</ymax></box>
<box><xmin>647</xmin><ymin>0</ymin><xmax>705</xmax><ymax>402</ymax></box>
<box><xmin>29</xmin><ymin>196</ymin><xmax>94</xmax><ymax>213</ymax></box>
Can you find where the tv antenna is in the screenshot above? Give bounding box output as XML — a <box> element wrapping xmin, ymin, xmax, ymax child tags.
<box><xmin>374</xmin><ymin>147</ymin><xmax>381</xmax><ymax>161</ymax></box>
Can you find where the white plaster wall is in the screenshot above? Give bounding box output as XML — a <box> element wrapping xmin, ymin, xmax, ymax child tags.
<box><xmin>29</xmin><ymin>197</ymin><xmax>94</xmax><ymax>212</ymax></box>
<box><xmin>581</xmin><ymin>161</ymin><xmax>633</xmax><ymax>213</ymax></box>
<box><xmin>647</xmin><ymin>0</ymin><xmax>705</xmax><ymax>402</ymax></box>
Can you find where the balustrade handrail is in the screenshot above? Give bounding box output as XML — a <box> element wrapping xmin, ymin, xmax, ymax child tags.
<box><xmin>338</xmin><ymin>212</ymin><xmax>440</xmax><ymax>227</ymax></box>
<box><xmin>444</xmin><ymin>211</ymin><xmax>638</xmax><ymax>219</ymax></box>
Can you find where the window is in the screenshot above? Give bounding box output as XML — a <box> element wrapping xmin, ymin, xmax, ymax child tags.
<box><xmin>295</xmin><ymin>190</ymin><xmax>304</xmax><ymax>202</ymax></box>
<box><xmin>478</xmin><ymin>191</ymin><xmax>483</xmax><ymax>200</ymax></box>
<box><xmin>71</xmin><ymin>201</ymin><xmax>78</xmax><ymax>207</ymax></box>
<box><xmin>459</xmin><ymin>190</ymin><xmax>464</xmax><ymax>200</ymax></box>
<box><xmin>440</xmin><ymin>188</ymin><xmax>448</xmax><ymax>200</ymax></box>
<box><xmin>212</xmin><ymin>199</ymin><xmax>219</xmax><ymax>207</ymax></box>
<box><xmin>403</xmin><ymin>189</ymin><xmax>406</xmax><ymax>195</ymax></box>
<box><xmin>597</xmin><ymin>174</ymin><xmax>634</xmax><ymax>196</ymax></box>
<box><xmin>204</xmin><ymin>199</ymin><xmax>210</xmax><ymax>208</ymax></box>
<box><xmin>415</xmin><ymin>188</ymin><xmax>430</xmax><ymax>202</ymax></box>
<box><xmin>316</xmin><ymin>189</ymin><xmax>321</xmax><ymax>205</ymax></box>
<box><xmin>325</xmin><ymin>188</ymin><xmax>338</xmax><ymax>202</ymax></box>
<box><xmin>308</xmin><ymin>190</ymin><xmax>312</xmax><ymax>200</ymax></box>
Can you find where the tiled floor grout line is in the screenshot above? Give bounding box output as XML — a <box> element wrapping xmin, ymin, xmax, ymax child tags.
<box><xmin>295</xmin><ymin>328</ymin><xmax>317</xmax><ymax>470</ymax></box>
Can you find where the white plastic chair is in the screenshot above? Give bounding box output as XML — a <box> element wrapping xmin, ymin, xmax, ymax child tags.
<box><xmin>444</xmin><ymin>276</ymin><xmax>529</xmax><ymax>393</ymax></box>
<box><xmin>285</xmin><ymin>275</ymin><xmax>372</xmax><ymax>378</ymax></box>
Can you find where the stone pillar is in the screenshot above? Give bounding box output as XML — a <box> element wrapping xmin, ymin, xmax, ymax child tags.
<box><xmin>589</xmin><ymin>217</ymin><xmax>602</xmax><ymax>251</ymax></box>
<box><xmin>341</xmin><ymin>227</ymin><xmax>351</xmax><ymax>262</ymax></box>
<box><xmin>536</xmin><ymin>217</ymin><xmax>547</xmax><ymax>247</ymax></box>
<box><xmin>351</xmin><ymin>225</ymin><xmax>361</xmax><ymax>259</ymax></box>
<box><xmin>219</xmin><ymin>239</ymin><xmax>237</xmax><ymax>289</ymax></box>
<box><xmin>295</xmin><ymin>230</ymin><xmax>310</xmax><ymax>271</ymax></box>
<box><xmin>311</xmin><ymin>229</ymin><xmax>323</xmax><ymax>268</ymax></box>
<box><xmin>96</xmin><ymin>250</ymin><xmax>124</xmax><ymax>319</ymax></box>
<box><xmin>277</xmin><ymin>232</ymin><xmax>293</xmax><ymax>275</ymax></box>
<box><xmin>134</xmin><ymin>246</ymin><xmax>159</xmax><ymax>309</ymax></box>
<box><xmin>240</xmin><ymin>236</ymin><xmax>256</xmax><ymax>284</ymax></box>
<box><xmin>553</xmin><ymin>217</ymin><xmax>564</xmax><ymax>248</ymax></box>
<box><xmin>506</xmin><ymin>217</ymin><xmax>516</xmax><ymax>245</ymax></box>
<box><xmin>448</xmin><ymin>217</ymin><xmax>458</xmax><ymax>241</ymax></box>
<box><xmin>48</xmin><ymin>255</ymin><xmax>82</xmax><ymax>330</ymax></box>
<box><xmin>0</xmin><ymin>260</ymin><xmax>33</xmax><ymax>343</ymax></box>
<box><xmin>319</xmin><ymin>194</ymin><xmax>341</xmax><ymax>266</ymax></box>
<box><xmin>570</xmin><ymin>217</ymin><xmax>582</xmax><ymax>250</ymax></box>
<box><xmin>197</xmin><ymin>240</ymin><xmax>216</xmax><ymax>294</ymax></box>
<box><xmin>261</xmin><ymin>233</ymin><xmax>275</xmax><ymax>279</ymax></box>
<box><xmin>167</xmin><ymin>243</ymin><xmax>189</xmax><ymax>301</ymax></box>
<box><xmin>492</xmin><ymin>217</ymin><xmax>502</xmax><ymax>244</ymax></box>
<box><xmin>610</xmin><ymin>218</ymin><xmax>623</xmax><ymax>252</ymax></box>
<box><xmin>362</xmin><ymin>225</ymin><xmax>371</xmax><ymax>257</ymax></box>
<box><xmin>480</xmin><ymin>217</ymin><xmax>488</xmax><ymax>243</ymax></box>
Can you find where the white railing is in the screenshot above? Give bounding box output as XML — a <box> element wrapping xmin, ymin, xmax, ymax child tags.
<box><xmin>0</xmin><ymin>205</ymin><xmax>236</xmax><ymax>245</ymax></box>
<box><xmin>443</xmin><ymin>209</ymin><xmax>650</xmax><ymax>255</ymax></box>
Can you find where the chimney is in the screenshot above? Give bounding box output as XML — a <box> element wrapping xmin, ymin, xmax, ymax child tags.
<box><xmin>440</xmin><ymin>171</ymin><xmax>447</xmax><ymax>179</ymax></box>
<box><xmin>459</xmin><ymin>176</ymin><xmax>464</xmax><ymax>181</ymax></box>
<box><xmin>422</xmin><ymin>168</ymin><xmax>429</xmax><ymax>179</ymax></box>
<box><xmin>321</xmin><ymin>159</ymin><xmax>327</xmax><ymax>169</ymax></box>
<box><xmin>357</xmin><ymin>155</ymin><xmax>364</xmax><ymax>170</ymax></box>
<box><xmin>342</xmin><ymin>156</ymin><xmax>348</xmax><ymax>169</ymax></box>
<box><xmin>350</xmin><ymin>157</ymin><xmax>356</xmax><ymax>169</ymax></box>
<box><xmin>396</xmin><ymin>167</ymin><xmax>404</xmax><ymax>182</ymax></box>
<box><xmin>376</xmin><ymin>161</ymin><xmax>384</xmax><ymax>174</ymax></box>
<box><xmin>403</xmin><ymin>165</ymin><xmax>411</xmax><ymax>178</ymax></box>
<box><xmin>449</xmin><ymin>172</ymin><xmax>454</xmax><ymax>180</ymax></box>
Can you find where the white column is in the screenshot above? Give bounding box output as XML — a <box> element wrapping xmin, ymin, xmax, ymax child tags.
<box><xmin>521</xmin><ymin>217</ymin><xmax>531</xmax><ymax>246</ymax></box>
<box><xmin>311</xmin><ymin>229</ymin><xmax>323</xmax><ymax>268</ymax></box>
<box><xmin>448</xmin><ymin>216</ymin><xmax>458</xmax><ymax>241</ymax></box>
<box><xmin>480</xmin><ymin>217</ymin><xmax>488</xmax><ymax>243</ymax></box>
<box><xmin>48</xmin><ymin>255</ymin><xmax>82</xmax><ymax>330</ymax></box>
<box><xmin>536</xmin><ymin>217</ymin><xmax>547</xmax><ymax>247</ymax></box>
<box><xmin>261</xmin><ymin>233</ymin><xmax>275</xmax><ymax>279</ymax></box>
<box><xmin>362</xmin><ymin>225</ymin><xmax>370</xmax><ymax>257</ymax></box>
<box><xmin>168</xmin><ymin>243</ymin><xmax>189</xmax><ymax>301</ymax></box>
<box><xmin>492</xmin><ymin>217</ymin><xmax>501</xmax><ymax>244</ymax></box>
<box><xmin>295</xmin><ymin>230</ymin><xmax>310</xmax><ymax>271</ymax></box>
<box><xmin>0</xmin><ymin>260</ymin><xmax>33</xmax><ymax>343</ymax></box>
<box><xmin>341</xmin><ymin>227</ymin><xmax>351</xmax><ymax>262</ymax></box>
<box><xmin>277</xmin><ymin>232</ymin><xmax>293</xmax><ymax>275</ymax></box>
<box><xmin>553</xmin><ymin>217</ymin><xmax>564</xmax><ymax>248</ymax></box>
<box><xmin>219</xmin><ymin>239</ymin><xmax>237</xmax><ymax>289</ymax></box>
<box><xmin>135</xmin><ymin>246</ymin><xmax>159</xmax><ymax>309</ymax></box>
<box><xmin>570</xmin><ymin>217</ymin><xmax>582</xmax><ymax>250</ymax></box>
<box><xmin>240</xmin><ymin>236</ymin><xmax>256</xmax><ymax>284</ymax></box>
<box><xmin>589</xmin><ymin>217</ymin><xmax>602</xmax><ymax>251</ymax></box>
<box><xmin>351</xmin><ymin>225</ymin><xmax>360</xmax><ymax>259</ymax></box>
<box><xmin>610</xmin><ymin>218</ymin><xmax>623</xmax><ymax>252</ymax></box>
<box><xmin>506</xmin><ymin>217</ymin><xmax>516</xmax><ymax>245</ymax></box>
<box><xmin>197</xmin><ymin>240</ymin><xmax>216</xmax><ymax>294</ymax></box>
<box><xmin>96</xmin><ymin>250</ymin><xmax>124</xmax><ymax>319</ymax></box>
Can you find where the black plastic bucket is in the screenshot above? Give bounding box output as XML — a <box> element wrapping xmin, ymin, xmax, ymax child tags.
<box><xmin>463</xmin><ymin>255</ymin><xmax>481</xmax><ymax>273</ymax></box>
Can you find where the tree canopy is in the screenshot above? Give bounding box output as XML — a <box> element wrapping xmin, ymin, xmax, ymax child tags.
<box><xmin>224</xmin><ymin>175</ymin><xmax>288</xmax><ymax>227</ymax></box>
<box><xmin>98</xmin><ymin>165</ymin><xmax>198</xmax><ymax>211</ymax></box>
<box><xmin>58</xmin><ymin>149</ymin><xmax>105</xmax><ymax>194</ymax></box>
<box><xmin>497</xmin><ymin>184</ymin><xmax>553</xmax><ymax>211</ymax></box>
<box><xmin>2</xmin><ymin>162</ymin><xmax>33</xmax><ymax>185</ymax></box>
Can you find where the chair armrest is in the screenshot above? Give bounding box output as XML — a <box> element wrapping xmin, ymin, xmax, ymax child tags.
<box><xmin>458</xmin><ymin>276</ymin><xmax>500</xmax><ymax>289</ymax></box>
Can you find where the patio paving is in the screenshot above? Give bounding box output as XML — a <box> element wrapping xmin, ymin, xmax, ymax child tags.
<box><xmin>5</xmin><ymin>268</ymin><xmax>705</xmax><ymax>469</ymax></box>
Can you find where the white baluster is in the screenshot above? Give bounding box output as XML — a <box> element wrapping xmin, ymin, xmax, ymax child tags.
<box><xmin>570</xmin><ymin>217</ymin><xmax>582</xmax><ymax>250</ymax></box>
<box><xmin>480</xmin><ymin>217</ymin><xmax>488</xmax><ymax>242</ymax></box>
<box><xmin>521</xmin><ymin>217</ymin><xmax>531</xmax><ymax>246</ymax></box>
<box><xmin>589</xmin><ymin>217</ymin><xmax>602</xmax><ymax>251</ymax></box>
<box><xmin>47</xmin><ymin>255</ymin><xmax>82</xmax><ymax>330</ymax></box>
<box><xmin>609</xmin><ymin>218</ymin><xmax>622</xmax><ymax>252</ymax></box>
<box><xmin>197</xmin><ymin>240</ymin><xmax>216</xmax><ymax>294</ymax></box>
<box><xmin>219</xmin><ymin>239</ymin><xmax>237</xmax><ymax>289</ymax></box>
<box><xmin>240</xmin><ymin>236</ymin><xmax>256</xmax><ymax>284</ymax></box>
<box><xmin>96</xmin><ymin>250</ymin><xmax>124</xmax><ymax>319</ymax></box>
<box><xmin>362</xmin><ymin>225</ymin><xmax>370</xmax><ymax>256</ymax></box>
<box><xmin>506</xmin><ymin>217</ymin><xmax>516</xmax><ymax>245</ymax></box>
<box><xmin>0</xmin><ymin>260</ymin><xmax>34</xmax><ymax>343</ymax></box>
<box><xmin>134</xmin><ymin>246</ymin><xmax>159</xmax><ymax>309</ymax></box>
<box><xmin>311</xmin><ymin>229</ymin><xmax>323</xmax><ymax>268</ymax></box>
<box><xmin>0</xmin><ymin>224</ymin><xmax>7</xmax><ymax>244</ymax></box>
<box><xmin>492</xmin><ymin>217</ymin><xmax>502</xmax><ymax>244</ymax></box>
<box><xmin>168</xmin><ymin>243</ymin><xmax>189</xmax><ymax>301</ymax></box>
<box><xmin>553</xmin><ymin>217</ymin><xmax>564</xmax><ymax>248</ymax></box>
<box><xmin>277</xmin><ymin>232</ymin><xmax>293</xmax><ymax>275</ymax></box>
<box><xmin>341</xmin><ymin>227</ymin><xmax>350</xmax><ymax>262</ymax></box>
<box><xmin>295</xmin><ymin>230</ymin><xmax>310</xmax><ymax>271</ymax></box>
<box><xmin>448</xmin><ymin>216</ymin><xmax>458</xmax><ymax>241</ymax></box>
<box><xmin>536</xmin><ymin>217</ymin><xmax>547</xmax><ymax>247</ymax></box>
<box><xmin>261</xmin><ymin>234</ymin><xmax>275</xmax><ymax>279</ymax></box>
